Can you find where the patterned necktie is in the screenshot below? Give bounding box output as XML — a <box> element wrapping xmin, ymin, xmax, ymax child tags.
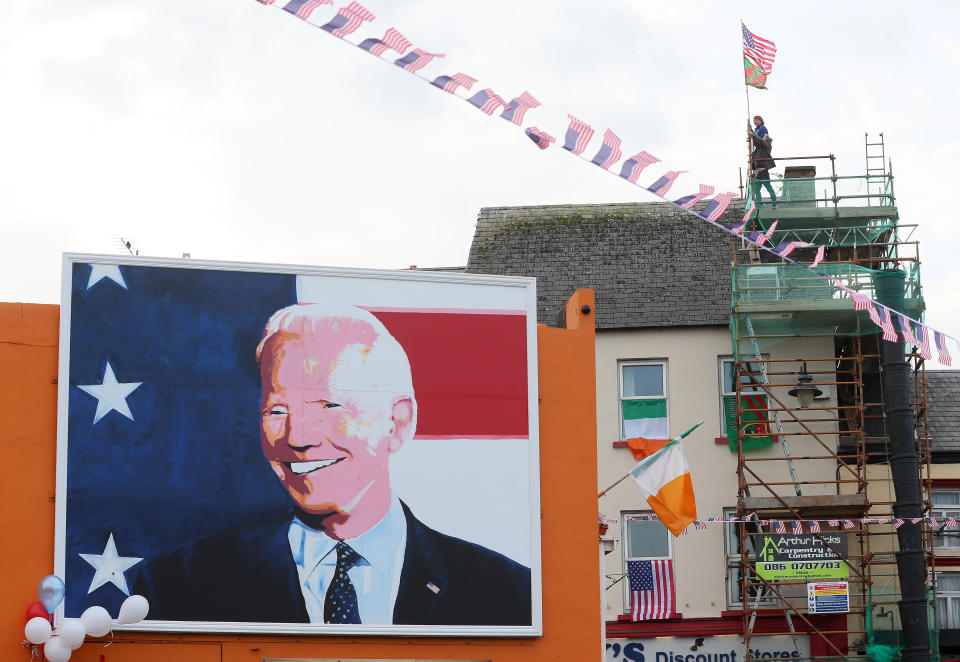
<box><xmin>324</xmin><ymin>541</ymin><xmax>363</xmax><ymax>624</ymax></box>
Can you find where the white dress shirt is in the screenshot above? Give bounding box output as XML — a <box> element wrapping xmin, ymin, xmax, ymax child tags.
<box><xmin>287</xmin><ymin>494</ymin><xmax>407</xmax><ymax>624</ymax></box>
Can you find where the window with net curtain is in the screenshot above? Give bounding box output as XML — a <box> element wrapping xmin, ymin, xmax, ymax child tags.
<box><xmin>933</xmin><ymin>489</ymin><xmax>960</xmax><ymax>549</ymax></box>
<box><xmin>620</xmin><ymin>513</ymin><xmax>671</xmax><ymax>610</ymax></box>
<box><xmin>937</xmin><ymin>573</ymin><xmax>960</xmax><ymax>629</ymax></box>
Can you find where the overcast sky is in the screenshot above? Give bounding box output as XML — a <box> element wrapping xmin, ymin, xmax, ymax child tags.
<box><xmin>2</xmin><ymin>1</ymin><xmax>958</xmax><ymax>361</ymax></box>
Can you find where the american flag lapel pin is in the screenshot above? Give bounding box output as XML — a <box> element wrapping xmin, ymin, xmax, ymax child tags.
<box><xmin>426</xmin><ymin>582</ymin><xmax>440</xmax><ymax>594</ymax></box>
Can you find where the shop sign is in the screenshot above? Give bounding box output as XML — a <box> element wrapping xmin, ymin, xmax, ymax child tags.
<box><xmin>755</xmin><ymin>533</ymin><xmax>849</xmax><ymax>580</ymax></box>
<box><xmin>606</xmin><ymin>635</ymin><xmax>810</xmax><ymax>662</ymax></box>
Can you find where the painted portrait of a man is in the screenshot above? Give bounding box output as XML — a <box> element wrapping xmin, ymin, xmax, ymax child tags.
<box><xmin>134</xmin><ymin>303</ymin><xmax>531</xmax><ymax>625</ymax></box>
<box><xmin>57</xmin><ymin>257</ymin><xmax>540</xmax><ymax>635</ymax></box>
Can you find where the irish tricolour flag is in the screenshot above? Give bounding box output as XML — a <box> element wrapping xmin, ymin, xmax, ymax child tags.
<box><xmin>629</xmin><ymin>437</ymin><xmax>696</xmax><ymax>536</ymax></box>
<box><xmin>622</xmin><ymin>399</ymin><xmax>667</xmax><ymax>439</ymax></box>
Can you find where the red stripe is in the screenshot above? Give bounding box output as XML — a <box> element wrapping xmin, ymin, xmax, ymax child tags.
<box><xmin>370</xmin><ymin>311</ymin><xmax>528</xmax><ymax>437</ymax></box>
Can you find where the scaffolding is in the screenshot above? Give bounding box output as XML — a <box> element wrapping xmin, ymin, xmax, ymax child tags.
<box><xmin>734</xmin><ymin>145</ymin><xmax>936</xmax><ymax>661</ymax></box>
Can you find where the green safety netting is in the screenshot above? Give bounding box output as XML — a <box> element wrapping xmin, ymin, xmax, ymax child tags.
<box><xmin>730</xmin><ymin>262</ymin><xmax>923</xmax><ymax>359</ymax></box>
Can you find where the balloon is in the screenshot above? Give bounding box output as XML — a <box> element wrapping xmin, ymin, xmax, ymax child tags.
<box><xmin>80</xmin><ymin>606</ymin><xmax>112</xmax><ymax>637</ymax></box>
<box><xmin>38</xmin><ymin>575</ymin><xmax>66</xmax><ymax>614</ymax></box>
<box><xmin>26</xmin><ymin>601</ymin><xmax>53</xmax><ymax>624</ymax></box>
<box><xmin>58</xmin><ymin>619</ymin><xmax>86</xmax><ymax>650</ymax></box>
<box><xmin>117</xmin><ymin>595</ymin><xmax>149</xmax><ymax>625</ymax></box>
<box><xmin>24</xmin><ymin>617</ymin><xmax>52</xmax><ymax>645</ymax></box>
<box><xmin>42</xmin><ymin>636</ymin><xmax>72</xmax><ymax>662</ymax></box>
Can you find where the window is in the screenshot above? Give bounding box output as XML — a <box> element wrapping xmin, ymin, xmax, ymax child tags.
<box><xmin>619</xmin><ymin>361</ymin><xmax>667</xmax><ymax>440</ymax></box>
<box><xmin>938</xmin><ymin>573</ymin><xmax>960</xmax><ymax>629</ymax></box>
<box><xmin>933</xmin><ymin>489</ymin><xmax>960</xmax><ymax>549</ymax></box>
<box><xmin>719</xmin><ymin>356</ymin><xmax>766</xmax><ymax>437</ymax></box>
<box><xmin>723</xmin><ymin>508</ymin><xmax>774</xmax><ymax>608</ymax></box>
<box><xmin>621</xmin><ymin>511</ymin><xmax>671</xmax><ymax>611</ymax></box>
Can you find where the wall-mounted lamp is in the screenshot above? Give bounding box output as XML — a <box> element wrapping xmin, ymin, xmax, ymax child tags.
<box><xmin>787</xmin><ymin>360</ymin><xmax>823</xmax><ymax>408</ymax></box>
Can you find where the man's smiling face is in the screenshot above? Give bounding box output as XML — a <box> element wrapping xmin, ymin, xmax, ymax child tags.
<box><xmin>259</xmin><ymin>324</ymin><xmax>398</xmax><ymax>522</ymax></box>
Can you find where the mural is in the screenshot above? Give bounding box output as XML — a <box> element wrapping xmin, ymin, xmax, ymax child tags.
<box><xmin>56</xmin><ymin>256</ymin><xmax>540</xmax><ymax>635</ymax></box>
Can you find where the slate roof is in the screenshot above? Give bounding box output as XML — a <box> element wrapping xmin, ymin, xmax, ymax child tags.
<box><xmin>465</xmin><ymin>200</ymin><xmax>747</xmax><ymax>329</ymax></box>
<box><xmin>925</xmin><ymin>370</ymin><xmax>960</xmax><ymax>453</ymax></box>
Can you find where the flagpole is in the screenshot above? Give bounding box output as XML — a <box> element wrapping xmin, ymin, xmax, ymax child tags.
<box><xmin>598</xmin><ymin>422</ymin><xmax>704</xmax><ymax>498</ymax></box>
<box><xmin>743</xmin><ymin>18</ymin><xmax>753</xmax><ymax>194</ymax></box>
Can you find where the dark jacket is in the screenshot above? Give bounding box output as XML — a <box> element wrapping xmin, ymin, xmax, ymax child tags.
<box><xmin>749</xmin><ymin>131</ymin><xmax>775</xmax><ymax>171</ymax></box>
<box><xmin>133</xmin><ymin>502</ymin><xmax>532</xmax><ymax>626</ymax></box>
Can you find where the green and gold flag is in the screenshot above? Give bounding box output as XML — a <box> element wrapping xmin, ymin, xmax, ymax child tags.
<box><xmin>724</xmin><ymin>393</ymin><xmax>774</xmax><ymax>452</ymax></box>
<box><xmin>744</xmin><ymin>57</ymin><xmax>768</xmax><ymax>89</ymax></box>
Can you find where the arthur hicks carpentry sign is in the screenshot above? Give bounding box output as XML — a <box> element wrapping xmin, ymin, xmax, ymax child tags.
<box><xmin>755</xmin><ymin>533</ymin><xmax>849</xmax><ymax>580</ymax></box>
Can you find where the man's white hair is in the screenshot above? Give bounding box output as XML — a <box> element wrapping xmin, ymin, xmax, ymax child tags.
<box><xmin>256</xmin><ymin>302</ymin><xmax>415</xmax><ymax>398</ymax></box>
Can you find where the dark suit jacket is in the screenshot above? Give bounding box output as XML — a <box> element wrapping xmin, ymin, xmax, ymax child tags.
<box><xmin>133</xmin><ymin>502</ymin><xmax>531</xmax><ymax>626</ymax></box>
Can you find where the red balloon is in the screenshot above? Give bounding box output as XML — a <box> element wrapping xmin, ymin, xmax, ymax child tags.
<box><xmin>25</xmin><ymin>601</ymin><xmax>52</xmax><ymax>624</ymax></box>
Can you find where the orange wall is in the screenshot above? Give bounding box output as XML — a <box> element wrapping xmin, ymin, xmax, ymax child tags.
<box><xmin>0</xmin><ymin>290</ymin><xmax>598</xmax><ymax>662</ymax></box>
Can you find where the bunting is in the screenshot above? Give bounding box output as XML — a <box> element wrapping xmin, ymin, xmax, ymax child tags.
<box><xmin>675</xmin><ymin>184</ymin><xmax>714</xmax><ymax>211</ymax></box>
<box><xmin>431</xmin><ymin>72</ymin><xmax>477</xmax><ymax>94</ymax></box>
<box><xmin>251</xmin><ymin>0</ymin><xmax>958</xmax><ymax>361</ymax></box>
<box><xmin>619</xmin><ymin>152</ymin><xmax>660</xmax><ymax>184</ymax></box>
<box><xmin>563</xmin><ymin>115</ymin><xmax>594</xmax><ymax>155</ymax></box>
<box><xmin>591</xmin><ymin>129</ymin><xmax>623</xmax><ymax>169</ymax></box>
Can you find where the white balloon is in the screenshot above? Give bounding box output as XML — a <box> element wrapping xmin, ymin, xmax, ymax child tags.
<box><xmin>24</xmin><ymin>617</ymin><xmax>52</xmax><ymax>645</ymax></box>
<box><xmin>42</xmin><ymin>636</ymin><xmax>72</xmax><ymax>662</ymax></box>
<box><xmin>80</xmin><ymin>605</ymin><xmax>112</xmax><ymax>637</ymax></box>
<box><xmin>58</xmin><ymin>619</ymin><xmax>86</xmax><ymax>650</ymax></box>
<box><xmin>117</xmin><ymin>595</ymin><xmax>149</xmax><ymax>625</ymax></box>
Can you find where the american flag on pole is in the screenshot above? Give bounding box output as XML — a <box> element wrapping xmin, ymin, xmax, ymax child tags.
<box><xmin>394</xmin><ymin>49</ymin><xmax>445</xmax><ymax>73</ymax></box>
<box><xmin>897</xmin><ymin>314</ymin><xmax>918</xmax><ymax>345</ymax></box>
<box><xmin>619</xmin><ymin>151</ymin><xmax>660</xmax><ymax>184</ymax></box>
<box><xmin>591</xmin><ymin>129</ymin><xmax>624</xmax><ymax>169</ymax></box>
<box><xmin>525</xmin><ymin>127</ymin><xmax>555</xmax><ymax>150</ymax></box>
<box><xmin>283</xmin><ymin>0</ymin><xmax>332</xmax><ymax>20</ymax></box>
<box><xmin>675</xmin><ymin>184</ymin><xmax>715</xmax><ymax>211</ymax></box>
<box><xmin>647</xmin><ymin>170</ymin><xmax>687</xmax><ymax>197</ymax></box>
<box><xmin>320</xmin><ymin>1</ymin><xmax>375</xmax><ymax>37</ymax></box>
<box><xmin>500</xmin><ymin>91</ymin><xmax>541</xmax><ymax>125</ymax></box>
<box><xmin>702</xmin><ymin>192</ymin><xmax>738</xmax><ymax>223</ymax></box>
<box><xmin>742</xmin><ymin>22</ymin><xmax>777</xmax><ymax>73</ymax></box>
<box><xmin>563</xmin><ymin>115</ymin><xmax>595</xmax><ymax>155</ymax></box>
<box><xmin>935</xmin><ymin>331</ymin><xmax>953</xmax><ymax>366</ymax></box>
<box><xmin>431</xmin><ymin>72</ymin><xmax>477</xmax><ymax>94</ymax></box>
<box><xmin>627</xmin><ymin>560</ymin><xmax>676</xmax><ymax>621</ymax></box>
<box><xmin>358</xmin><ymin>27</ymin><xmax>411</xmax><ymax>56</ymax></box>
<box><xmin>467</xmin><ymin>88</ymin><xmax>506</xmax><ymax>115</ymax></box>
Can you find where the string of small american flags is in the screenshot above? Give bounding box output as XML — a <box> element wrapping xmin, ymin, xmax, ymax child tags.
<box><xmin>251</xmin><ymin>0</ymin><xmax>958</xmax><ymax>366</ymax></box>
<box><xmin>623</xmin><ymin>512</ymin><xmax>958</xmax><ymax>535</ymax></box>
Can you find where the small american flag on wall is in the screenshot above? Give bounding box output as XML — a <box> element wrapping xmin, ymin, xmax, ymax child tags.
<box><xmin>627</xmin><ymin>560</ymin><xmax>676</xmax><ymax>620</ymax></box>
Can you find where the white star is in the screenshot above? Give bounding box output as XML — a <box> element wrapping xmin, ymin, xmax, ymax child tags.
<box><xmin>79</xmin><ymin>533</ymin><xmax>143</xmax><ymax>595</ymax></box>
<box><xmin>77</xmin><ymin>362</ymin><xmax>143</xmax><ymax>424</ymax></box>
<box><xmin>87</xmin><ymin>264</ymin><xmax>127</xmax><ymax>290</ymax></box>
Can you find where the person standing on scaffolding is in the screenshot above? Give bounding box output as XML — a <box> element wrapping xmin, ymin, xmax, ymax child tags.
<box><xmin>748</xmin><ymin>115</ymin><xmax>776</xmax><ymax>204</ymax></box>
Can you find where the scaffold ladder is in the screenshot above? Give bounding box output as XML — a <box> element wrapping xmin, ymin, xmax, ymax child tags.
<box><xmin>744</xmin><ymin>317</ymin><xmax>801</xmax><ymax>496</ymax></box>
<box><xmin>864</xmin><ymin>132</ymin><xmax>887</xmax><ymax>205</ymax></box>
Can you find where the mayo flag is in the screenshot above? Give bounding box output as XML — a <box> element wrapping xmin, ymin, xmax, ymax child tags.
<box><xmin>628</xmin><ymin>438</ymin><xmax>696</xmax><ymax>536</ymax></box>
